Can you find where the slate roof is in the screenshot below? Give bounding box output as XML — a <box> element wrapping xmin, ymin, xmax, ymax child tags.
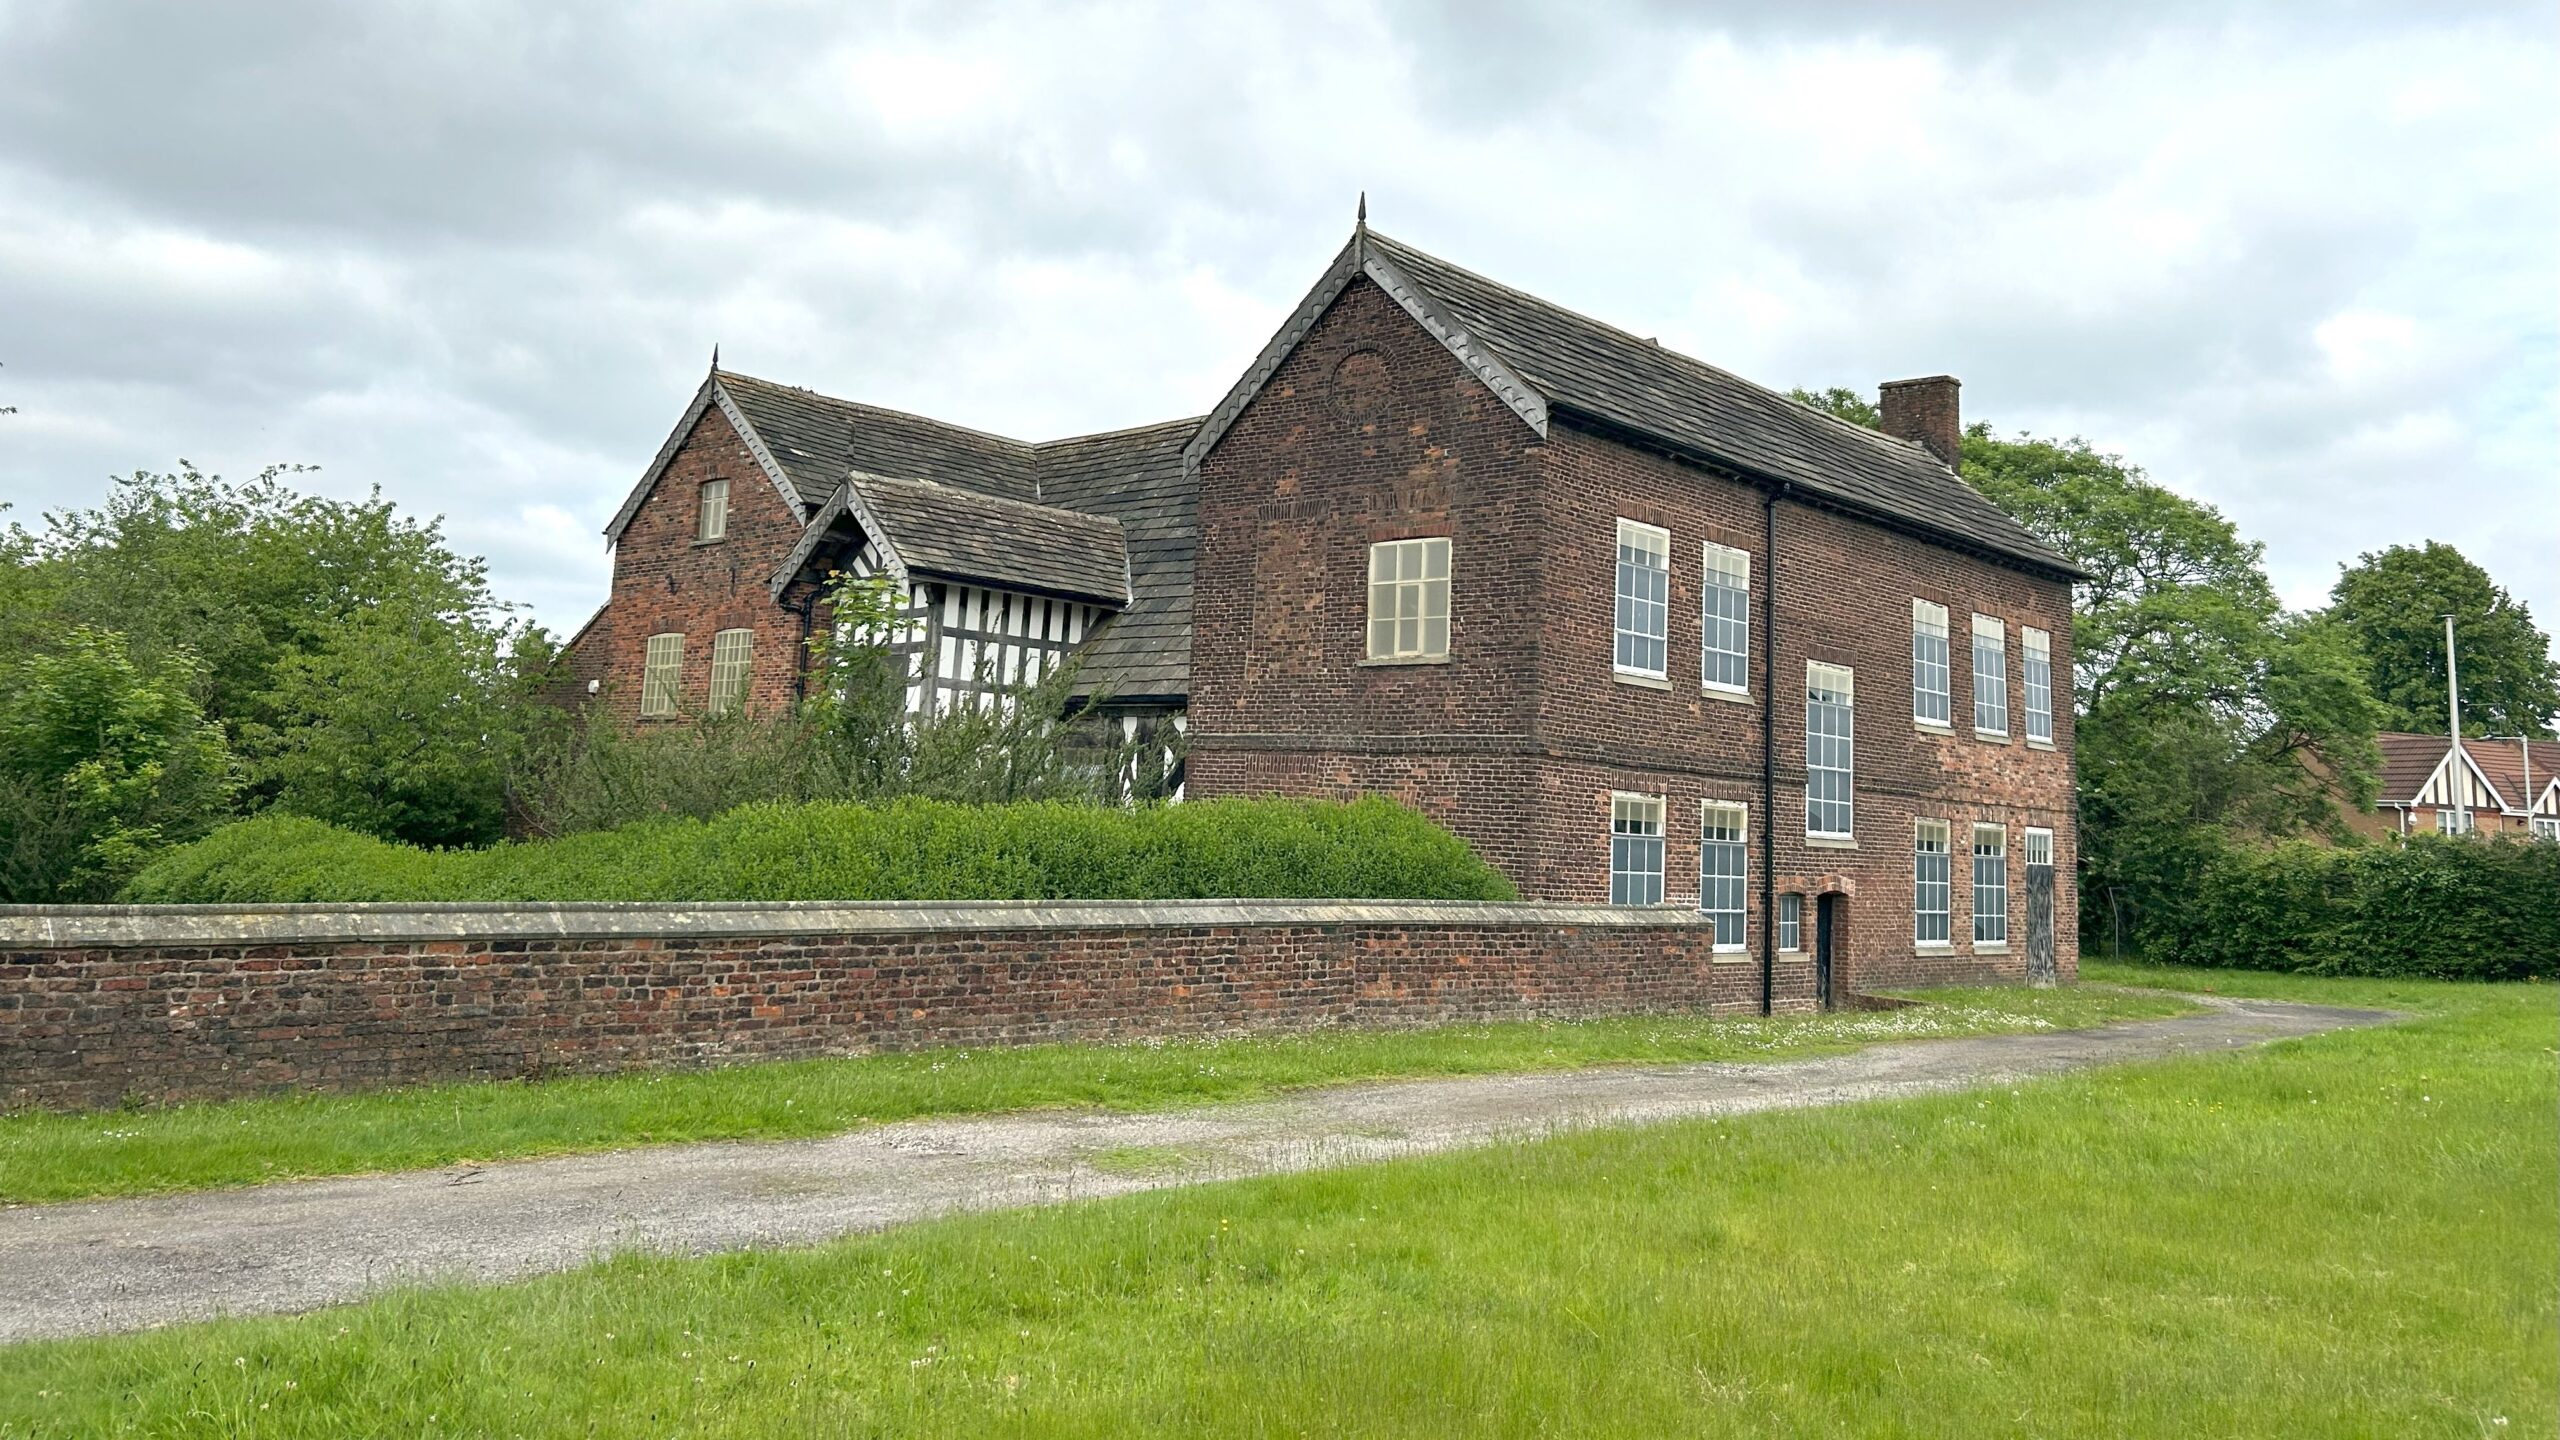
<box><xmin>1360</xmin><ymin>231</ymin><xmax>2081</xmax><ymax>578</ymax></box>
<box><xmin>717</xmin><ymin>371</ymin><xmax>1041</xmax><ymax>509</ymax></box>
<box><xmin>851</xmin><ymin>473</ymin><xmax>1130</xmax><ymax>606</ymax></box>
<box><xmin>1036</xmin><ymin>418</ymin><xmax>1201</xmax><ymax>701</ymax></box>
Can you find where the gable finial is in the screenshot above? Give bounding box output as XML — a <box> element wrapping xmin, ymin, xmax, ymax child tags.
<box><xmin>1356</xmin><ymin>190</ymin><xmax>1367</xmax><ymax>230</ymax></box>
<box><xmin>711</xmin><ymin>342</ymin><xmax>720</xmax><ymax>373</ymax></box>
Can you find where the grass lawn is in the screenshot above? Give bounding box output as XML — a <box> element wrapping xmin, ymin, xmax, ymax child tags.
<box><xmin>0</xmin><ymin>984</ymin><xmax>2184</xmax><ymax>1204</ymax></box>
<box><xmin>2</xmin><ymin>965</ymin><xmax>2548</xmax><ymax>1436</ymax></box>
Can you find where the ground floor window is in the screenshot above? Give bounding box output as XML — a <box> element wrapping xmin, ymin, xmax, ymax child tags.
<box><xmin>2536</xmin><ymin>816</ymin><xmax>2559</xmax><ymax>842</ymax></box>
<box><xmin>1915</xmin><ymin>820</ymin><xmax>1951</xmax><ymax>945</ymax></box>
<box><xmin>1974</xmin><ymin>824</ymin><xmax>2008</xmax><ymax>945</ymax></box>
<box><xmin>1699</xmin><ymin>802</ymin><xmax>1747</xmax><ymax>948</ymax></box>
<box><xmin>1610</xmin><ymin>793</ymin><xmax>1666</xmax><ymax>906</ymax></box>
<box><xmin>2436</xmin><ymin>808</ymin><xmax>2473</xmax><ymax>835</ymax></box>
<box><xmin>707</xmin><ymin>628</ymin><xmax>755</xmax><ymax>716</ymax></box>
<box><xmin>1778</xmin><ymin>892</ymin><xmax>1803</xmax><ymax>952</ymax></box>
<box><xmin>641</xmin><ymin>632</ymin><xmax>684</xmax><ymax>717</ymax></box>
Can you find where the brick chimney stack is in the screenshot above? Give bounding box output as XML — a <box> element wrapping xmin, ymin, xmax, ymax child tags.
<box><xmin>1879</xmin><ymin>375</ymin><xmax>1962</xmax><ymax>471</ymax></box>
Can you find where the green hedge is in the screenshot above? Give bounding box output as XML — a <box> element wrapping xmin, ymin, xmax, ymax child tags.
<box><xmin>117</xmin><ymin>797</ymin><xmax>1520</xmax><ymax>906</ymax></box>
<box><xmin>2146</xmin><ymin>835</ymin><xmax>2559</xmax><ymax>981</ymax></box>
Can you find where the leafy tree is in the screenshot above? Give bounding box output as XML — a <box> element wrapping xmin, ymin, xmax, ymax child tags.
<box><xmin>245</xmin><ymin>601</ymin><xmax>524</xmax><ymax>847</ymax></box>
<box><xmin>11</xmin><ymin>464</ymin><xmax>533</xmax><ymax>848</ymax></box>
<box><xmin>0</xmin><ymin>629</ymin><xmax>238</xmax><ymax>901</ymax></box>
<box><xmin>2327</xmin><ymin>541</ymin><xmax>2559</xmax><ymax>737</ymax></box>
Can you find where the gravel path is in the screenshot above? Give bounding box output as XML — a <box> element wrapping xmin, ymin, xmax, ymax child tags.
<box><xmin>0</xmin><ymin>994</ymin><xmax>2391</xmax><ymax>1343</ymax></box>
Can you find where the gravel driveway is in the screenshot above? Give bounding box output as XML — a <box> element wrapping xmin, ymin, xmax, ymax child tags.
<box><xmin>0</xmin><ymin>993</ymin><xmax>2391</xmax><ymax>1343</ymax></box>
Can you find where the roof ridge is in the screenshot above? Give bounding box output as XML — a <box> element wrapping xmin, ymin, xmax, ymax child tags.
<box><xmin>1362</xmin><ymin>230</ymin><xmax>1951</xmax><ymax>472</ymax></box>
<box><xmin>851</xmin><ymin>470</ymin><xmax>1123</xmax><ymax>525</ymax></box>
<box><xmin>716</xmin><ymin>369</ymin><xmax>1038</xmax><ymax>454</ymax></box>
<box><xmin>1034</xmin><ymin>415</ymin><xmax>1208</xmax><ymax>448</ymax></box>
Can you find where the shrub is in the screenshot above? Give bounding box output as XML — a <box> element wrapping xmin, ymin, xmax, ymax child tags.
<box><xmin>2146</xmin><ymin>834</ymin><xmax>2559</xmax><ymax>981</ymax></box>
<box><xmin>119</xmin><ymin>796</ymin><xmax>1520</xmax><ymax>905</ymax></box>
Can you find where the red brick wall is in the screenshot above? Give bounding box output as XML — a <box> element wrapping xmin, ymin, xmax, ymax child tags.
<box><xmin>1187</xmin><ymin>275</ymin><xmax>2079</xmax><ymax>994</ymax></box>
<box><xmin>1</xmin><ymin>909</ymin><xmax>1749</xmax><ymax>1111</ymax></box>
<box><xmin>574</xmin><ymin>403</ymin><xmax>817</xmax><ymax>725</ymax></box>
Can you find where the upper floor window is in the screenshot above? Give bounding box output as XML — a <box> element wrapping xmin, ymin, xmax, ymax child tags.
<box><xmin>641</xmin><ymin>632</ymin><xmax>684</xmax><ymax>718</ymax></box>
<box><xmin>1914</xmin><ymin>820</ymin><xmax>1952</xmax><ymax>946</ymax></box>
<box><xmin>1614</xmin><ymin>519</ymin><xmax>1670</xmax><ymax>680</ymax></box>
<box><xmin>1699</xmin><ymin>801</ymin><xmax>1748</xmax><ymax>949</ymax></box>
<box><xmin>697</xmin><ymin>478</ymin><xmax>730</xmax><ymax>543</ymax></box>
<box><xmin>1700</xmin><ymin>542</ymin><xmax>1750</xmax><ymax>694</ymax></box>
<box><xmin>1806</xmin><ymin>662</ymin><xmax>1855</xmax><ymax>839</ymax></box>
<box><xmin>708</xmin><ymin>628</ymin><xmax>755</xmax><ymax>716</ymax></box>
<box><xmin>1973</xmin><ymin>824</ymin><xmax>2009</xmax><ymax>945</ymax></box>
<box><xmin>1777</xmin><ymin>892</ymin><xmax>1803</xmax><ymax>952</ymax></box>
<box><xmin>1367</xmin><ymin>538</ymin><xmax>1451</xmax><ymax>662</ymax></box>
<box><xmin>1912</xmin><ymin>599</ymin><xmax>1951</xmax><ymax>727</ymax></box>
<box><xmin>1972</xmin><ymin>614</ymin><xmax>2008</xmax><ymax>736</ymax></box>
<box><xmin>1609</xmin><ymin>793</ymin><xmax>1666</xmax><ymax>905</ymax></box>
<box><xmin>2022</xmin><ymin>626</ymin><xmax>2054</xmax><ymax>745</ymax></box>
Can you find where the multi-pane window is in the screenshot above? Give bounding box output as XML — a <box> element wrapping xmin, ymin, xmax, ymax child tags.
<box><xmin>1805</xmin><ymin>662</ymin><xmax>1855</xmax><ymax>838</ymax></box>
<box><xmin>1700</xmin><ymin>542</ymin><xmax>1750</xmax><ymax>693</ymax></box>
<box><xmin>1972</xmin><ymin>614</ymin><xmax>2008</xmax><ymax>735</ymax></box>
<box><xmin>707</xmin><ymin>628</ymin><xmax>754</xmax><ymax>716</ymax></box>
<box><xmin>1614</xmin><ymin>519</ymin><xmax>1671</xmax><ymax>678</ymax></box>
<box><xmin>641</xmin><ymin>632</ymin><xmax>684</xmax><ymax>717</ymax></box>
<box><xmin>697</xmin><ymin>478</ymin><xmax>729</xmax><ymax>542</ymax></box>
<box><xmin>1610</xmin><ymin>793</ymin><xmax>1667</xmax><ymax>905</ymax></box>
<box><xmin>2534</xmin><ymin>816</ymin><xmax>2560</xmax><ymax>842</ymax></box>
<box><xmin>1914</xmin><ymin>820</ymin><xmax>1952</xmax><ymax>945</ymax></box>
<box><xmin>1699</xmin><ymin>802</ymin><xmax>1748</xmax><ymax>949</ymax></box>
<box><xmin>1778</xmin><ymin>893</ymin><xmax>1803</xmax><ymax>952</ymax></box>
<box><xmin>2024</xmin><ymin>827</ymin><xmax>2054</xmax><ymax>870</ymax></box>
<box><xmin>2436</xmin><ymin>808</ymin><xmax>2471</xmax><ymax>835</ymax></box>
<box><xmin>1912</xmin><ymin>599</ymin><xmax>1951</xmax><ymax>726</ymax></box>
<box><xmin>2022</xmin><ymin>626</ymin><xmax>2054</xmax><ymax>744</ymax></box>
<box><xmin>1367</xmin><ymin>538</ymin><xmax>1451</xmax><ymax>661</ymax></box>
<box><xmin>1974</xmin><ymin>824</ymin><xmax>2008</xmax><ymax>945</ymax></box>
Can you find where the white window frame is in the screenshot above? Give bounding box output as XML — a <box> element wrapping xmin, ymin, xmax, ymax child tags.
<box><xmin>1972</xmin><ymin>615</ymin><xmax>2008</xmax><ymax>738</ymax></box>
<box><xmin>641</xmin><ymin>632</ymin><xmax>684</xmax><ymax>718</ymax></box>
<box><xmin>2533</xmin><ymin>816</ymin><xmax>2559</xmax><ymax>842</ymax></box>
<box><xmin>707</xmin><ymin>627</ymin><xmax>755</xmax><ymax>716</ymax></box>
<box><xmin>1699</xmin><ymin>801</ymin><xmax>1749</xmax><ymax>950</ymax></box>
<box><xmin>1367</xmin><ymin>537</ymin><xmax>1452</xmax><ymax>662</ymax></box>
<box><xmin>1912</xmin><ymin>599</ymin><xmax>1952</xmax><ymax>729</ymax></box>
<box><xmin>1805</xmin><ymin>662</ymin><xmax>1856</xmax><ymax>840</ymax></box>
<box><xmin>2436</xmin><ymin>808</ymin><xmax>2472</xmax><ymax>835</ymax></box>
<box><xmin>2022</xmin><ymin>626</ymin><xmax>2054</xmax><ymax>746</ymax></box>
<box><xmin>1777</xmin><ymin>893</ymin><xmax>1803</xmax><ymax>953</ymax></box>
<box><xmin>2024</xmin><ymin>827</ymin><xmax>2055</xmax><ymax>869</ymax></box>
<box><xmin>1974</xmin><ymin>823</ymin><xmax>2009</xmax><ymax>947</ymax></box>
<box><xmin>697</xmin><ymin>477</ymin><xmax>729</xmax><ymax>543</ymax></box>
<box><xmin>1914</xmin><ymin>819</ymin><xmax>1952</xmax><ymax>948</ymax></box>
<box><xmin>1613</xmin><ymin>519</ymin><xmax>1672</xmax><ymax>682</ymax></box>
<box><xmin>1609</xmin><ymin>792</ymin><xmax>1667</xmax><ymax>906</ymax></box>
<box><xmin>1699</xmin><ymin>541</ymin><xmax>1750</xmax><ymax>696</ymax></box>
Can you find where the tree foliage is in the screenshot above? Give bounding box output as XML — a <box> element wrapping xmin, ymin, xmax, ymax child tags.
<box><xmin>2328</xmin><ymin>541</ymin><xmax>2558</xmax><ymax>738</ymax></box>
<box><xmin>0</xmin><ymin>629</ymin><xmax>238</xmax><ymax>901</ymax></box>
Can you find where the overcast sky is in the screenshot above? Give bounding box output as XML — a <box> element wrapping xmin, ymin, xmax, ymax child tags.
<box><xmin>3</xmin><ymin>0</ymin><xmax>2552</xmax><ymax>636</ymax></box>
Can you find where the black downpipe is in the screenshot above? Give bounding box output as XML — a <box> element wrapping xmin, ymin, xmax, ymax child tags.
<box><xmin>791</xmin><ymin>584</ymin><xmax>820</xmax><ymax>704</ymax></box>
<box><xmin>1760</xmin><ymin>487</ymin><xmax>1782</xmax><ymax>1016</ymax></box>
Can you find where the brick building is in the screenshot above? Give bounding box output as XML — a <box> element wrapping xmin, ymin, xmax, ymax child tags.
<box><xmin>566</xmin><ymin>221</ymin><xmax>2085</xmax><ymax>1002</ymax></box>
<box><xmin>2353</xmin><ymin>732</ymin><xmax>2560</xmax><ymax>840</ymax></box>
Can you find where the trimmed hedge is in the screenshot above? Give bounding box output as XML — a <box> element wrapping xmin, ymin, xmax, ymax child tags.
<box><xmin>116</xmin><ymin>797</ymin><xmax>1520</xmax><ymax>906</ymax></box>
<box><xmin>2147</xmin><ymin>835</ymin><xmax>2559</xmax><ymax>981</ymax></box>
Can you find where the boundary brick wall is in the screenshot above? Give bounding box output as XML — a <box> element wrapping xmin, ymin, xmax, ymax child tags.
<box><xmin>0</xmin><ymin>901</ymin><xmax>1775</xmax><ymax>1113</ymax></box>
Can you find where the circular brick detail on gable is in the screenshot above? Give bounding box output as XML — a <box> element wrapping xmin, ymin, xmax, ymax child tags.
<box><xmin>1329</xmin><ymin>348</ymin><xmax>1391</xmax><ymax>425</ymax></box>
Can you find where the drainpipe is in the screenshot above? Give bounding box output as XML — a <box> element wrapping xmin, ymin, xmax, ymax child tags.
<box><xmin>1760</xmin><ymin>485</ymin><xmax>1783</xmax><ymax>1016</ymax></box>
<box><xmin>791</xmin><ymin>583</ymin><xmax>820</xmax><ymax>705</ymax></box>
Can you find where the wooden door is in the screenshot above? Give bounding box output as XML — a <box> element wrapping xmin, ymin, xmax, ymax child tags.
<box><xmin>2024</xmin><ymin>828</ymin><xmax>2057</xmax><ymax>985</ymax></box>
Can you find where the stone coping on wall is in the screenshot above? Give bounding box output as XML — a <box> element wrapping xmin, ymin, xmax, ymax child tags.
<box><xmin>0</xmin><ymin>898</ymin><xmax>1720</xmax><ymax>950</ymax></box>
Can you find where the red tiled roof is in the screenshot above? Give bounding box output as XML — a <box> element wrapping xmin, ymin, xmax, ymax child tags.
<box><xmin>2374</xmin><ymin>731</ymin><xmax>2556</xmax><ymax>812</ymax></box>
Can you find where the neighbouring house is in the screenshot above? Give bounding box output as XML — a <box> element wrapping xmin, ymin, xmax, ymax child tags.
<box><xmin>2356</xmin><ymin>732</ymin><xmax>2560</xmax><ymax>840</ymax></box>
<box><xmin>563</xmin><ymin>220</ymin><xmax>2086</xmax><ymax>1001</ymax></box>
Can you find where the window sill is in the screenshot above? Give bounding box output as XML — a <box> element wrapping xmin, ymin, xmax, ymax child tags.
<box><xmin>1612</xmin><ymin>669</ymin><xmax>1673</xmax><ymax>691</ymax></box>
<box><xmin>1776</xmin><ymin>947</ymin><xmax>1804</xmax><ymax>958</ymax></box>
<box><xmin>1974</xmin><ymin>729</ymin><xmax>2010</xmax><ymax>744</ymax></box>
<box><xmin>1710</xmin><ymin>945</ymin><xmax>1749</xmax><ymax>957</ymax></box>
<box><xmin>1360</xmin><ymin>654</ymin><xmax>1450</xmax><ymax>668</ymax></box>
<box><xmin>1711</xmin><ymin>952</ymin><xmax>1759</xmax><ymax>965</ymax></box>
<box><xmin>1700</xmin><ymin>683</ymin><xmax>1753</xmax><ymax>706</ymax></box>
<box><xmin>1914</xmin><ymin>719</ymin><xmax>1955</xmax><ymax>735</ymax></box>
<box><xmin>1805</xmin><ymin>835</ymin><xmax>1858</xmax><ymax>850</ymax></box>
<box><xmin>1914</xmin><ymin>943</ymin><xmax>1955</xmax><ymax>954</ymax></box>
<box><xmin>690</xmin><ymin>537</ymin><xmax>727</xmax><ymax>548</ymax></box>
<box><xmin>2025</xmin><ymin>738</ymin><xmax>2056</xmax><ymax>752</ymax></box>
<box><xmin>1974</xmin><ymin>943</ymin><xmax>2010</xmax><ymax>955</ymax></box>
